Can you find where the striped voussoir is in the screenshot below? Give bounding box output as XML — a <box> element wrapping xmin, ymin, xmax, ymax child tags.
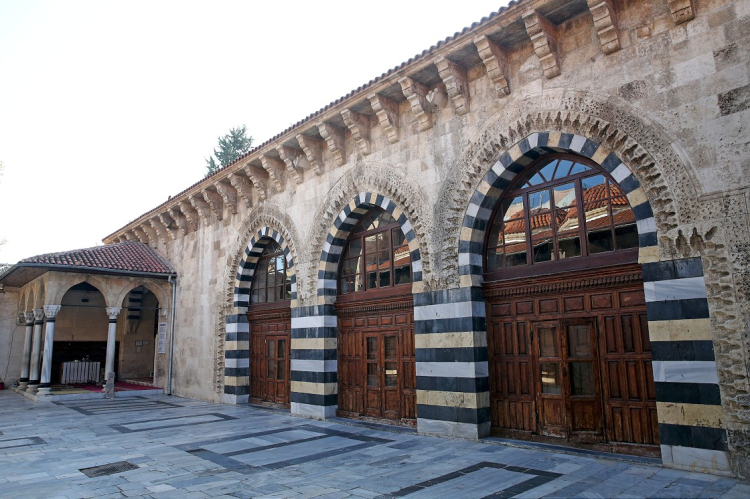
<box><xmin>224</xmin><ymin>228</ymin><xmax>296</xmax><ymax>400</ymax></box>
<box><xmin>290</xmin><ymin>304</ymin><xmax>338</xmax><ymax>419</ymax></box>
<box><xmin>643</xmin><ymin>257</ymin><xmax>729</xmax><ymax>471</ymax></box>
<box><xmin>317</xmin><ymin>192</ymin><xmax>422</xmax><ymax>300</ymax></box>
<box><xmin>414</xmin><ymin>287</ymin><xmax>490</xmax><ymax>439</ymax></box>
<box><xmin>459</xmin><ymin>131</ymin><xmax>659</xmax><ymax>278</ymax></box>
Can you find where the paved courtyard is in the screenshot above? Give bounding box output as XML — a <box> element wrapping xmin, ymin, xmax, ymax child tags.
<box><xmin>1</xmin><ymin>390</ymin><xmax>749</xmax><ymax>499</ymax></box>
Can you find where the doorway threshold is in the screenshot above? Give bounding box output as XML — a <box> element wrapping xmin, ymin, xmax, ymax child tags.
<box><xmin>484</xmin><ymin>436</ymin><xmax>662</xmax><ymax>466</ymax></box>
<box><xmin>328</xmin><ymin>416</ymin><xmax>417</xmax><ymax>435</ymax></box>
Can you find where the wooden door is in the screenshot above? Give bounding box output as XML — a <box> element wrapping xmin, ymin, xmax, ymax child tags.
<box><xmin>563</xmin><ymin>319</ymin><xmax>604</xmax><ymax>441</ymax></box>
<box><xmin>336</xmin><ymin>297</ymin><xmax>415</xmax><ymax>423</ymax></box>
<box><xmin>248</xmin><ymin>309</ymin><xmax>291</xmax><ymax>407</ymax></box>
<box><xmin>534</xmin><ymin>321</ymin><xmax>566</xmax><ymax>438</ymax></box>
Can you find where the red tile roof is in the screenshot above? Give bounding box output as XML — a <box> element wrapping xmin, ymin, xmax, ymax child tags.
<box><xmin>19</xmin><ymin>241</ymin><xmax>175</xmax><ymax>275</ymax></box>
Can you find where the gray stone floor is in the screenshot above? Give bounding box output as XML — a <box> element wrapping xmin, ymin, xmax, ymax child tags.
<box><xmin>1</xmin><ymin>390</ymin><xmax>749</xmax><ymax>498</ymax></box>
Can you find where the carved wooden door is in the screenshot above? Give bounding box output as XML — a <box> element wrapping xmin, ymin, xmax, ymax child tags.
<box><xmin>248</xmin><ymin>309</ymin><xmax>291</xmax><ymax>407</ymax></box>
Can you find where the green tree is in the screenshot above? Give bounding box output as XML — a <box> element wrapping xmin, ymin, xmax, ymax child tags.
<box><xmin>205</xmin><ymin>125</ymin><xmax>253</xmax><ymax>176</ymax></box>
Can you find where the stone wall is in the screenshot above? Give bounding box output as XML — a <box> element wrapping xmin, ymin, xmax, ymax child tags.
<box><xmin>103</xmin><ymin>0</ymin><xmax>750</xmax><ymax>477</ymax></box>
<box><xmin>0</xmin><ymin>288</ymin><xmax>23</xmax><ymax>387</ymax></box>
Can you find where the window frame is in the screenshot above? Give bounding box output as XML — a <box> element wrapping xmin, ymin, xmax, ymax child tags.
<box><xmin>337</xmin><ymin>208</ymin><xmax>413</xmax><ymax>301</ymax></box>
<box><xmin>484</xmin><ymin>153</ymin><xmax>639</xmax><ymax>282</ymax></box>
<box><xmin>249</xmin><ymin>240</ymin><xmax>292</xmax><ymax>309</ymax></box>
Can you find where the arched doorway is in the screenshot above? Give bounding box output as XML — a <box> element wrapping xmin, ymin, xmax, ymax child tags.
<box><xmin>484</xmin><ymin>154</ymin><xmax>659</xmax><ymax>456</ymax></box>
<box><xmin>118</xmin><ymin>286</ymin><xmax>160</xmax><ymax>385</ymax></box>
<box><xmin>335</xmin><ymin>208</ymin><xmax>416</xmax><ymax>423</ymax></box>
<box><xmin>248</xmin><ymin>239</ymin><xmax>292</xmax><ymax>407</ymax></box>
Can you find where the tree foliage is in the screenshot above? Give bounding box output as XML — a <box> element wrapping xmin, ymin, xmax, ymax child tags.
<box><xmin>205</xmin><ymin>125</ymin><xmax>253</xmax><ymax>176</ymax></box>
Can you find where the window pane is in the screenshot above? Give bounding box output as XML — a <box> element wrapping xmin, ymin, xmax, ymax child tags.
<box><xmin>367</xmin><ymin>363</ymin><xmax>378</xmax><ymax>387</ymax></box>
<box><xmin>558</xmin><ymin>235</ymin><xmax>581</xmax><ymax>259</ymax></box>
<box><xmin>567</xmin><ymin>325</ymin><xmax>592</xmax><ymax>358</ymax></box>
<box><xmin>538</xmin><ymin>326</ymin><xmax>558</xmax><ymax>357</ymax></box>
<box><xmin>393</xmin><ymin>243</ymin><xmax>411</xmax><ymax>267</ymax></box>
<box><xmin>533</xmin><ymin>239</ymin><xmax>553</xmax><ymax>263</ymax></box>
<box><xmin>570</xmin><ymin>362</ymin><xmax>594</xmax><ymax>396</ymax></box>
<box><xmin>385</xmin><ymin>336</ymin><xmax>396</xmax><ymax>358</ymax></box>
<box><xmin>366</xmin><ymin>337</ymin><xmax>377</xmax><ymax>360</ymax></box>
<box><xmin>528</xmin><ymin>189</ymin><xmax>551</xmax><ymax>211</ymax></box>
<box><xmin>555</xmin><ymin>159</ymin><xmax>574</xmax><ymax>178</ymax></box>
<box><xmin>615</xmin><ymin>224</ymin><xmax>639</xmax><ymax>250</ymax></box>
<box><xmin>553</xmin><ymin>182</ymin><xmax>576</xmax><ymax>208</ymax></box>
<box><xmin>276</xmin><ymin>256</ymin><xmax>285</xmax><ymax>272</ymax></box>
<box><xmin>503</xmin><ymin>197</ymin><xmax>525</xmax><ymax>221</ymax></box>
<box><xmin>378</xmin><ymin>249</ymin><xmax>390</xmax><ymax>271</ymax></box>
<box><xmin>365</xmin><ymin>245</ymin><xmax>377</xmax><ymax>271</ymax></box>
<box><xmin>267</xmin><ymin>257</ymin><xmax>276</xmax><ymax>276</ymax></box>
<box><xmin>570</xmin><ymin>162</ymin><xmax>591</xmax><ymax>175</ymax></box>
<box><xmin>367</xmin><ymin>272</ymin><xmax>377</xmax><ymax>289</ymax></box>
<box><xmin>394</xmin><ymin>265</ymin><xmax>411</xmax><ymax>285</ymax></box>
<box><xmin>488</xmin><ymin>222</ymin><xmax>503</xmax><ymax>248</ymax></box>
<box><xmin>581</xmin><ymin>174</ymin><xmax>606</xmax><ymax>195</ymax></box>
<box><xmin>277</xmin><ymin>360</ymin><xmax>286</xmax><ymax>380</ymax></box>
<box><xmin>379</xmin><ymin>270</ymin><xmax>391</xmax><ymax>287</ymax></box>
<box><xmin>392</xmin><ymin>229</ymin><xmax>406</xmax><ymax>248</ymax></box>
<box><xmin>588</xmin><ymin>229</ymin><xmax>614</xmax><ymax>253</ymax></box>
<box><xmin>540</xmin><ymin>362</ymin><xmax>561</xmax><ymax>394</ymax></box>
<box><xmin>342</xmin><ymin>258</ymin><xmax>360</xmax><ymax>276</ymax></box>
<box><xmin>346</xmin><ymin>239</ymin><xmax>362</xmax><ymax>258</ymax></box>
<box><xmin>385</xmin><ymin>362</ymin><xmax>398</xmax><ymax>387</ymax></box>
<box><xmin>538</xmin><ymin>160</ymin><xmax>557</xmax><ymax>182</ymax></box>
<box><xmin>505</xmin><ymin>248</ymin><xmax>527</xmax><ymax>267</ymax></box>
<box><xmin>377</xmin><ymin>231</ymin><xmax>389</xmax><ymax>251</ymax></box>
<box><xmin>365</xmin><ymin>235</ymin><xmax>377</xmax><ymax>255</ymax></box>
<box><xmin>251</xmin><ymin>289</ymin><xmax>259</xmax><ymax>303</ymax></box>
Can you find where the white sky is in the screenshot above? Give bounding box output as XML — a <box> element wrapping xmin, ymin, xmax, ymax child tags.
<box><xmin>0</xmin><ymin>0</ymin><xmax>507</xmax><ymax>264</ymax></box>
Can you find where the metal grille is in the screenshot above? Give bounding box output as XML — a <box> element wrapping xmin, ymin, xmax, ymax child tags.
<box><xmin>80</xmin><ymin>461</ymin><xmax>138</xmax><ymax>478</ymax></box>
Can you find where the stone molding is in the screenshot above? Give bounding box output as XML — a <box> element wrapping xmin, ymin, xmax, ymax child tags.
<box><xmin>33</xmin><ymin>308</ymin><xmax>44</xmax><ymax>322</ymax></box>
<box><xmin>586</xmin><ymin>0</ymin><xmax>621</xmax><ymax>55</ymax></box>
<box><xmin>484</xmin><ymin>272</ymin><xmax>643</xmax><ymax>300</ymax></box>
<box><xmin>368</xmin><ymin>93</ymin><xmax>399</xmax><ymax>144</ymax></box>
<box><xmin>105</xmin><ymin>307</ymin><xmax>122</xmax><ymax>321</ymax></box>
<box><xmin>522</xmin><ymin>10</ymin><xmax>561</xmax><ymax>79</ymax></box>
<box><xmin>473</xmin><ymin>35</ymin><xmax>510</xmax><ymax>98</ymax></box>
<box><xmin>43</xmin><ymin>305</ymin><xmax>61</xmax><ymax>320</ymax></box>
<box><xmin>669</xmin><ymin>0</ymin><xmax>696</xmax><ymax>25</ymax></box>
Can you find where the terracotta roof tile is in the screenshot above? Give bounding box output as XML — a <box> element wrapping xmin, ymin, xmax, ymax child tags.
<box><xmin>20</xmin><ymin>241</ymin><xmax>175</xmax><ymax>275</ymax></box>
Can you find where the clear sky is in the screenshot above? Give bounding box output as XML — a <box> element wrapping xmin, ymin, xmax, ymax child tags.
<box><xmin>0</xmin><ymin>0</ymin><xmax>507</xmax><ymax>264</ymax></box>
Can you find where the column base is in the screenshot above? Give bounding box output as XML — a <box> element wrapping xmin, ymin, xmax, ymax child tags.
<box><xmin>291</xmin><ymin>402</ymin><xmax>336</xmax><ymax>420</ymax></box>
<box><xmin>417</xmin><ymin>418</ymin><xmax>491</xmax><ymax>440</ymax></box>
<box><xmin>37</xmin><ymin>386</ymin><xmax>53</xmax><ymax>396</ymax></box>
<box><xmin>26</xmin><ymin>383</ymin><xmax>40</xmax><ymax>394</ymax></box>
<box><xmin>18</xmin><ymin>381</ymin><xmax>29</xmax><ymax>390</ymax></box>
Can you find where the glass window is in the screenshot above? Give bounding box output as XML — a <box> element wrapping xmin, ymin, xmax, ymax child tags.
<box><xmin>250</xmin><ymin>240</ymin><xmax>290</xmax><ymax>304</ymax></box>
<box><xmin>486</xmin><ymin>156</ymin><xmax>639</xmax><ymax>272</ymax></box>
<box><xmin>339</xmin><ymin>208</ymin><xmax>412</xmax><ymax>295</ymax></box>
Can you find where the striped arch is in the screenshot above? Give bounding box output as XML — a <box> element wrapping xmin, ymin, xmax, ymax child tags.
<box><xmin>459</xmin><ymin>131</ymin><xmax>657</xmax><ymax>278</ymax></box>
<box><xmin>317</xmin><ymin>191</ymin><xmax>422</xmax><ymax>299</ymax></box>
<box><xmin>458</xmin><ymin>131</ymin><xmax>728</xmax><ymax>473</ymax></box>
<box><xmin>224</xmin><ymin>227</ymin><xmax>296</xmax><ymax>400</ymax></box>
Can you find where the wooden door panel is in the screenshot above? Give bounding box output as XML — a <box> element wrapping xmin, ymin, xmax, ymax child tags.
<box><xmin>248</xmin><ymin>310</ymin><xmax>291</xmax><ymax>406</ymax></box>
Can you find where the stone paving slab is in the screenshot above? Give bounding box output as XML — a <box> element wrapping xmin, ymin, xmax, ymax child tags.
<box><xmin>1</xmin><ymin>390</ymin><xmax>749</xmax><ymax>498</ymax></box>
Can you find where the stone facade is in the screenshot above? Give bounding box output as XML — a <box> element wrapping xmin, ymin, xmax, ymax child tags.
<box><xmin>92</xmin><ymin>0</ymin><xmax>750</xmax><ymax>477</ymax></box>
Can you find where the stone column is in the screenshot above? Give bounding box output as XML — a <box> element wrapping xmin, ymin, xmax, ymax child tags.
<box><xmin>18</xmin><ymin>311</ymin><xmax>35</xmax><ymax>390</ymax></box>
<box><xmin>26</xmin><ymin>308</ymin><xmax>45</xmax><ymax>394</ymax></box>
<box><xmin>104</xmin><ymin>307</ymin><xmax>121</xmax><ymax>397</ymax></box>
<box><xmin>37</xmin><ymin>305</ymin><xmax>62</xmax><ymax>396</ymax></box>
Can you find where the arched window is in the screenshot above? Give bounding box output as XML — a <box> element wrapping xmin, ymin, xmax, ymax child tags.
<box><xmin>339</xmin><ymin>209</ymin><xmax>412</xmax><ymax>295</ymax></box>
<box><xmin>486</xmin><ymin>155</ymin><xmax>638</xmax><ymax>275</ymax></box>
<box><xmin>250</xmin><ymin>240</ymin><xmax>291</xmax><ymax>304</ymax></box>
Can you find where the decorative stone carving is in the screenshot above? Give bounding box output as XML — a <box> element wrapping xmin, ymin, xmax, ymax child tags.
<box><xmin>24</xmin><ymin>311</ymin><xmax>34</xmax><ymax>324</ymax></box>
<box><xmin>341</xmin><ymin>109</ymin><xmax>371</xmax><ymax>155</ymax></box>
<box><xmin>16</xmin><ymin>312</ymin><xmax>26</xmax><ymax>326</ymax></box>
<box><xmin>177</xmin><ymin>200</ymin><xmax>199</xmax><ymax>231</ymax></box>
<box><xmin>296</xmin><ymin>134</ymin><xmax>325</xmax><ymax>175</ymax></box>
<box><xmin>242</xmin><ymin>165</ymin><xmax>268</xmax><ymax>202</ymax></box>
<box><xmin>276</xmin><ymin>145</ymin><xmax>303</xmax><ymax>185</ymax></box>
<box><xmin>189</xmin><ymin>194</ymin><xmax>211</xmax><ymax>221</ymax></box>
<box><xmin>43</xmin><ymin>304</ymin><xmax>61</xmax><ymax>320</ymax></box>
<box><xmin>215</xmin><ymin>180</ymin><xmax>238</xmax><ymax>215</ymax></box>
<box><xmin>149</xmin><ymin>218</ymin><xmax>168</xmax><ymax>242</ymax></box>
<box><xmin>586</xmin><ymin>0</ymin><xmax>621</xmax><ymax>55</ymax></box>
<box><xmin>167</xmin><ymin>206</ymin><xmax>189</xmax><ymax>235</ymax></box>
<box><xmin>523</xmin><ymin>10</ymin><xmax>561</xmax><ymax>79</ymax></box>
<box><xmin>202</xmin><ymin>188</ymin><xmax>224</xmax><ymax>221</ymax></box>
<box><xmin>157</xmin><ymin>212</ymin><xmax>177</xmax><ymax>240</ymax></box>
<box><xmin>474</xmin><ymin>35</ymin><xmax>510</xmax><ymax>97</ymax></box>
<box><xmin>367</xmin><ymin>93</ymin><xmax>399</xmax><ymax>144</ymax></box>
<box><xmin>140</xmin><ymin>223</ymin><xmax>158</xmax><ymax>246</ymax></box>
<box><xmin>434</xmin><ymin>56</ymin><xmax>470</xmax><ymax>115</ymax></box>
<box><xmin>105</xmin><ymin>306</ymin><xmax>121</xmax><ymax>321</ymax></box>
<box><xmin>398</xmin><ymin>76</ymin><xmax>434</xmax><ymax>131</ymax></box>
<box><xmin>317</xmin><ymin>122</ymin><xmax>346</xmax><ymax>167</ymax></box>
<box><xmin>669</xmin><ymin>0</ymin><xmax>695</xmax><ymax>24</ymax></box>
<box><xmin>33</xmin><ymin>308</ymin><xmax>44</xmax><ymax>322</ymax></box>
<box><xmin>228</xmin><ymin>173</ymin><xmax>254</xmax><ymax>208</ymax></box>
<box><xmin>259</xmin><ymin>154</ymin><xmax>285</xmax><ymax>191</ymax></box>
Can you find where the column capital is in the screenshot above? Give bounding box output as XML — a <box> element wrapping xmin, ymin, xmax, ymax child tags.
<box><xmin>43</xmin><ymin>305</ymin><xmax>62</xmax><ymax>320</ymax></box>
<box><xmin>105</xmin><ymin>307</ymin><xmax>122</xmax><ymax>321</ymax></box>
<box><xmin>33</xmin><ymin>308</ymin><xmax>45</xmax><ymax>322</ymax></box>
<box><xmin>16</xmin><ymin>312</ymin><xmax>27</xmax><ymax>325</ymax></box>
<box><xmin>24</xmin><ymin>311</ymin><xmax>35</xmax><ymax>324</ymax></box>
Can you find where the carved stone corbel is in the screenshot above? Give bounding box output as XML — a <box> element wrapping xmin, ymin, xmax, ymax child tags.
<box><xmin>259</xmin><ymin>154</ymin><xmax>285</xmax><ymax>191</ymax></box>
<box><xmin>341</xmin><ymin>109</ymin><xmax>371</xmax><ymax>156</ymax></box>
<box><xmin>202</xmin><ymin>188</ymin><xmax>224</xmax><ymax>221</ymax></box>
<box><xmin>149</xmin><ymin>218</ymin><xmax>168</xmax><ymax>242</ymax></box>
<box><xmin>367</xmin><ymin>93</ymin><xmax>399</xmax><ymax>144</ymax></box>
<box><xmin>668</xmin><ymin>0</ymin><xmax>695</xmax><ymax>24</ymax></box>
<box><xmin>523</xmin><ymin>10</ymin><xmax>561</xmax><ymax>79</ymax></box>
<box><xmin>242</xmin><ymin>165</ymin><xmax>268</xmax><ymax>202</ymax></box>
<box><xmin>296</xmin><ymin>134</ymin><xmax>325</xmax><ymax>175</ymax></box>
<box><xmin>189</xmin><ymin>194</ymin><xmax>211</xmax><ymax>222</ymax></box>
<box><xmin>228</xmin><ymin>173</ymin><xmax>254</xmax><ymax>208</ymax></box>
<box><xmin>474</xmin><ymin>35</ymin><xmax>511</xmax><ymax>97</ymax></box>
<box><xmin>133</xmin><ymin>227</ymin><xmax>149</xmax><ymax>244</ymax></box>
<box><xmin>215</xmin><ymin>180</ymin><xmax>238</xmax><ymax>215</ymax></box>
<box><xmin>586</xmin><ymin>0</ymin><xmax>620</xmax><ymax>54</ymax></box>
<box><xmin>167</xmin><ymin>206</ymin><xmax>188</xmax><ymax>235</ymax></box>
<box><xmin>317</xmin><ymin>122</ymin><xmax>346</xmax><ymax>167</ymax></box>
<box><xmin>177</xmin><ymin>200</ymin><xmax>199</xmax><ymax>231</ymax></box>
<box><xmin>434</xmin><ymin>56</ymin><xmax>470</xmax><ymax>115</ymax></box>
<box><xmin>157</xmin><ymin>212</ymin><xmax>178</xmax><ymax>240</ymax></box>
<box><xmin>398</xmin><ymin>76</ymin><xmax>434</xmax><ymax>131</ymax></box>
<box><xmin>276</xmin><ymin>145</ymin><xmax>303</xmax><ymax>185</ymax></box>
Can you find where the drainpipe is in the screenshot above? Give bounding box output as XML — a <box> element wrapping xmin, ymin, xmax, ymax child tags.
<box><xmin>167</xmin><ymin>275</ymin><xmax>177</xmax><ymax>396</ymax></box>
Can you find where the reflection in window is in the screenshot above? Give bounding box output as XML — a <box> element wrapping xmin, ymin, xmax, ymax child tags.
<box><xmin>487</xmin><ymin>156</ymin><xmax>638</xmax><ymax>271</ymax></box>
<box><xmin>250</xmin><ymin>240</ymin><xmax>292</xmax><ymax>304</ymax></box>
<box><xmin>340</xmin><ymin>209</ymin><xmax>412</xmax><ymax>295</ymax></box>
